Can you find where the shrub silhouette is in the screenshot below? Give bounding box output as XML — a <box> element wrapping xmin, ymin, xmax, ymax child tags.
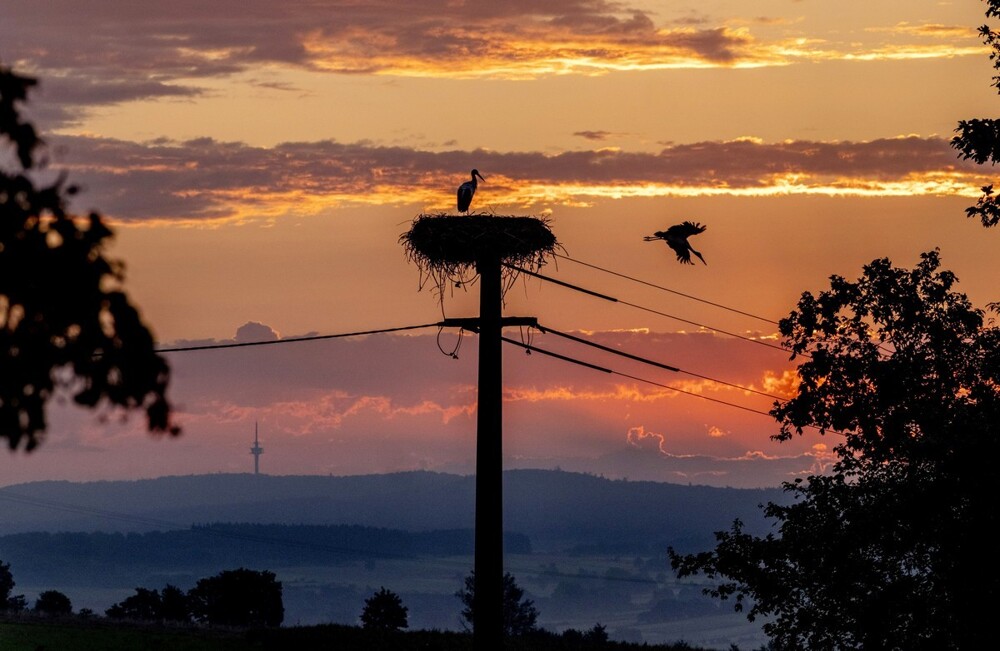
<box><xmin>360</xmin><ymin>587</ymin><xmax>408</xmax><ymax>632</ymax></box>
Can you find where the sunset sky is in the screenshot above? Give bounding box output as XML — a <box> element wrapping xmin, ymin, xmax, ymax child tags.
<box><xmin>1</xmin><ymin>0</ymin><xmax>997</xmax><ymax>489</ymax></box>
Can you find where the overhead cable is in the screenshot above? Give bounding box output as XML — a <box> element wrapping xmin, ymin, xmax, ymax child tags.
<box><xmin>506</xmin><ymin>264</ymin><xmax>796</xmax><ymax>357</ymax></box>
<box><xmin>500</xmin><ymin>335</ymin><xmax>612</xmax><ymax>374</ymax></box>
<box><xmin>553</xmin><ymin>253</ymin><xmax>779</xmax><ymax>325</ymax></box>
<box><xmin>535</xmin><ymin>323</ymin><xmax>786</xmax><ymax>401</ymax></box>
<box><xmin>609</xmin><ymin>370</ymin><xmax>774</xmax><ymax>417</ymax></box>
<box><xmin>154</xmin><ymin>323</ymin><xmax>441</xmax><ymax>354</ymax></box>
<box><xmin>552</xmin><ymin>254</ymin><xmax>893</xmax><ymax>359</ymax></box>
<box><xmin>536</xmin><ymin>325</ymin><xmax>679</xmax><ymax>373</ymax></box>
<box><xmin>149</xmin><ymin>318</ymin><xmax>783</xmax><ymax>403</ymax></box>
<box><xmin>500</xmin><ymin>337</ymin><xmax>774</xmax><ymax>418</ymax></box>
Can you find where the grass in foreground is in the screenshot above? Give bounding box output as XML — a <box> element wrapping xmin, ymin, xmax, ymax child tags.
<box><xmin>1</xmin><ymin>616</ymin><xmax>722</xmax><ymax>651</ymax></box>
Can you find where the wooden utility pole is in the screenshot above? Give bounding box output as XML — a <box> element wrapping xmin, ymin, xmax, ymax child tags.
<box><xmin>401</xmin><ymin>213</ymin><xmax>556</xmax><ymax>648</ymax></box>
<box><xmin>442</xmin><ymin>305</ymin><xmax>537</xmax><ymax>647</ymax></box>
<box><xmin>473</xmin><ymin>254</ymin><xmax>503</xmax><ymax>645</ymax></box>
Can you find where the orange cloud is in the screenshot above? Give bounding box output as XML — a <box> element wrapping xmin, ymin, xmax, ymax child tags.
<box><xmin>869</xmin><ymin>22</ymin><xmax>978</xmax><ymax>39</ymax></box>
<box><xmin>626</xmin><ymin>425</ymin><xmax>688</xmax><ymax>456</ymax></box>
<box><xmin>53</xmin><ymin>134</ymin><xmax>984</xmax><ymax>224</ymax></box>
<box><xmin>760</xmin><ymin>369</ymin><xmax>801</xmax><ymax>399</ymax></box>
<box><xmin>505</xmin><ymin>384</ymin><xmax>671</xmax><ymax>404</ymax></box>
<box><xmin>504</xmin><ymin>375</ymin><xmax>771</xmax><ymax>408</ymax></box>
<box><xmin>707</xmin><ymin>425</ymin><xmax>728</xmax><ymax>438</ymax></box>
<box><xmin>2</xmin><ymin>0</ymin><xmax>985</xmax><ymax>124</ymax></box>
<box><xmin>302</xmin><ymin>25</ymin><xmax>777</xmax><ymax>78</ymax></box>
<box><xmin>188</xmin><ymin>391</ymin><xmax>475</xmax><ymax>436</ymax></box>
<box><xmin>789</xmin><ymin>443</ymin><xmax>839</xmax><ymax>477</ymax></box>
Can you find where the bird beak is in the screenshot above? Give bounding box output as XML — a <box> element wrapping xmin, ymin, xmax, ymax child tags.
<box><xmin>477</xmin><ymin>171</ymin><xmax>486</xmax><ymax>182</ymax></box>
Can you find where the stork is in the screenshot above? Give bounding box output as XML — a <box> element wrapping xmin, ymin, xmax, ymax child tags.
<box><xmin>644</xmin><ymin>221</ymin><xmax>707</xmax><ymax>265</ymax></box>
<box><xmin>457</xmin><ymin>169</ymin><xmax>485</xmax><ymax>214</ymax></box>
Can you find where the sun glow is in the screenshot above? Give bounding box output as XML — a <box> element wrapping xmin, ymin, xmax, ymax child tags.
<box><xmin>101</xmin><ymin>171</ymin><xmax>985</xmax><ymax>226</ymax></box>
<box><xmin>298</xmin><ymin>26</ymin><xmax>984</xmax><ymax>80</ymax></box>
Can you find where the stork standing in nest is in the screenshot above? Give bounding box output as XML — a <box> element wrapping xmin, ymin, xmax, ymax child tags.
<box><xmin>457</xmin><ymin>169</ymin><xmax>485</xmax><ymax>214</ymax></box>
<box><xmin>644</xmin><ymin>221</ymin><xmax>707</xmax><ymax>265</ymax></box>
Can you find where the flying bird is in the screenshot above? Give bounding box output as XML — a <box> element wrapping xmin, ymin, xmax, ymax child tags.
<box><xmin>644</xmin><ymin>221</ymin><xmax>707</xmax><ymax>265</ymax></box>
<box><xmin>457</xmin><ymin>169</ymin><xmax>485</xmax><ymax>213</ymax></box>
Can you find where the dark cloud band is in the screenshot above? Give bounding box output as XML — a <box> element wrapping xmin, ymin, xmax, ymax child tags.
<box><xmin>48</xmin><ymin>134</ymin><xmax>976</xmax><ymax>221</ymax></box>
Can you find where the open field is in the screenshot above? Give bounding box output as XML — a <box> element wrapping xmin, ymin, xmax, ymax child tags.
<box><xmin>0</xmin><ymin>616</ymin><xmax>733</xmax><ymax>651</ymax></box>
<box><xmin>0</xmin><ymin>618</ymin><xmax>250</xmax><ymax>651</ymax></box>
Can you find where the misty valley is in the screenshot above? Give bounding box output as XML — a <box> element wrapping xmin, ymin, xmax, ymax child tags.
<box><xmin>0</xmin><ymin>470</ymin><xmax>783</xmax><ymax>648</ymax></box>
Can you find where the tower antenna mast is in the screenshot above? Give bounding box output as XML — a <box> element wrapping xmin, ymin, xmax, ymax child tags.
<box><xmin>250</xmin><ymin>422</ymin><xmax>264</xmax><ymax>475</ymax></box>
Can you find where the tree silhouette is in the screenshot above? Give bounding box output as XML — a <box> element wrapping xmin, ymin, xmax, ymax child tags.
<box><xmin>0</xmin><ymin>561</ymin><xmax>25</xmax><ymax>612</ymax></box>
<box><xmin>105</xmin><ymin>584</ymin><xmax>190</xmax><ymax>623</ymax></box>
<box><xmin>187</xmin><ymin>568</ymin><xmax>283</xmax><ymax>628</ymax></box>
<box><xmin>106</xmin><ymin>587</ymin><xmax>163</xmax><ymax>621</ymax></box>
<box><xmin>669</xmin><ymin>251</ymin><xmax>999</xmax><ymax>650</ymax></box>
<box><xmin>360</xmin><ymin>587</ymin><xmax>408</xmax><ymax>632</ymax></box>
<box><xmin>0</xmin><ymin>64</ymin><xmax>176</xmax><ymax>449</ymax></box>
<box><xmin>952</xmin><ymin>0</ymin><xmax>1000</xmax><ymax>226</ymax></box>
<box><xmin>160</xmin><ymin>583</ymin><xmax>191</xmax><ymax>623</ymax></box>
<box><xmin>33</xmin><ymin>590</ymin><xmax>72</xmax><ymax>616</ymax></box>
<box><xmin>457</xmin><ymin>571</ymin><xmax>538</xmax><ymax>637</ymax></box>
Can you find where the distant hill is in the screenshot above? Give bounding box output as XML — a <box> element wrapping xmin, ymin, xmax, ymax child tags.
<box><xmin>0</xmin><ymin>470</ymin><xmax>786</xmax><ymax>552</ymax></box>
<box><xmin>0</xmin><ymin>524</ymin><xmax>532</xmax><ymax>586</ymax></box>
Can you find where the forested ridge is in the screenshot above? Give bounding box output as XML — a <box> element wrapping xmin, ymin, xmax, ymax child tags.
<box><xmin>0</xmin><ymin>524</ymin><xmax>531</xmax><ymax>584</ymax></box>
<box><xmin>0</xmin><ymin>469</ymin><xmax>784</xmax><ymax>552</ymax></box>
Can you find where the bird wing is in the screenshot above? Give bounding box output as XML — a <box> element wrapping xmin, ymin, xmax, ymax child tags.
<box><xmin>457</xmin><ymin>182</ymin><xmax>475</xmax><ymax>212</ymax></box>
<box><xmin>666</xmin><ymin>221</ymin><xmax>706</xmax><ymax>238</ymax></box>
<box><xmin>666</xmin><ymin>240</ymin><xmax>694</xmax><ymax>264</ymax></box>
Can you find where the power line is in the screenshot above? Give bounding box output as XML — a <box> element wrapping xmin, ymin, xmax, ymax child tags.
<box><xmin>145</xmin><ymin>315</ymin><xmax>823</xmax><ymax>436</ymax></box>
<box><xmin>507</xmin><ymin>264</ymin><xmax>797</xmax><ymax>357</ymax></box>
<box><xmin>553</xmin><ymin>253</ymin><xmax>779</xmax><ymax>325</ymax></box>
<box><xmin>615</xmin><ymin>298</ymin><xmax>795</xmax><ymax>356</ymax></box>
<box><xmin>536</xmin><ymin>325</ymin><xmax>679</xmax><ymax>373</ymax></box>
<box><xmin>154</xmin><ymin>323</ymin><xmax>440</xmax><ymax>354</ymax></box>
<box><xmin>501</xmin><ymin>335</ymin><xmax>612</xmax><ymax>374</ymax></box>
<box><xmin>610</xmin><ymin>370</ymin><xmax>774</xmax><ymax>418</ymax></box>
<box><xmin>535</xmin><ymin>323</ymin><xmax>786</xmax><ymax>401</ymax></box>
<box><xmin>510</xmin><ymin>266</ymin><xmax>619</xmax><ymax>303</ymax></box>
<box><xmin>149</xmin><ymin>317</ymin><xmax>783</xmax><ymax>403</ymax></box>
<box><xmin>501</xmin><ymin>336</ymin><xmax>775</xmax><ymax>419</ymax></box>
<box><xmin>552</xmin><ymin>254</ymin><xmax>894</xmax><ymax>359</ymax></box>
<box><xmin>92</xmin><ymin>304</ymin><xmax>797</xmax><ymax>437</ymax></box>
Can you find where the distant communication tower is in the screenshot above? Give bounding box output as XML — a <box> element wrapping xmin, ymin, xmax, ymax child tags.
<box><xmin>250</xmin><ymin>422</ymin><xmax>263</xmax><ymax>475</ymax></box>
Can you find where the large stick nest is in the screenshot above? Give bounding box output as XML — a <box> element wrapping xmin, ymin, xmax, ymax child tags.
<box><xmin>400</xmin><ymin>213</ymin><xmax>559</xmax><ymax>300</ymax></box>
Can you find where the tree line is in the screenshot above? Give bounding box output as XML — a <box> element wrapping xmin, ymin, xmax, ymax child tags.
<box><xmin>0</xmin><ymin>523</ymin><xmax>531</xmax><ymax>582</ymax></box>
<box><xmin>3</xmin><ymin>558</ymin><xmax>603</xmax><ymax>645</ymax></box>
<box><xmin>2</xmin><ymin>560</ymin><xmax>284</xmax><ymax>627</ymax></box>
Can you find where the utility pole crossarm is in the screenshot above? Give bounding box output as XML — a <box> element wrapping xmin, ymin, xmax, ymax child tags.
<box><xmin>440</xmin><ymin>316</ymin><xmax>538</xmax><ymax>331</ymax></box>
